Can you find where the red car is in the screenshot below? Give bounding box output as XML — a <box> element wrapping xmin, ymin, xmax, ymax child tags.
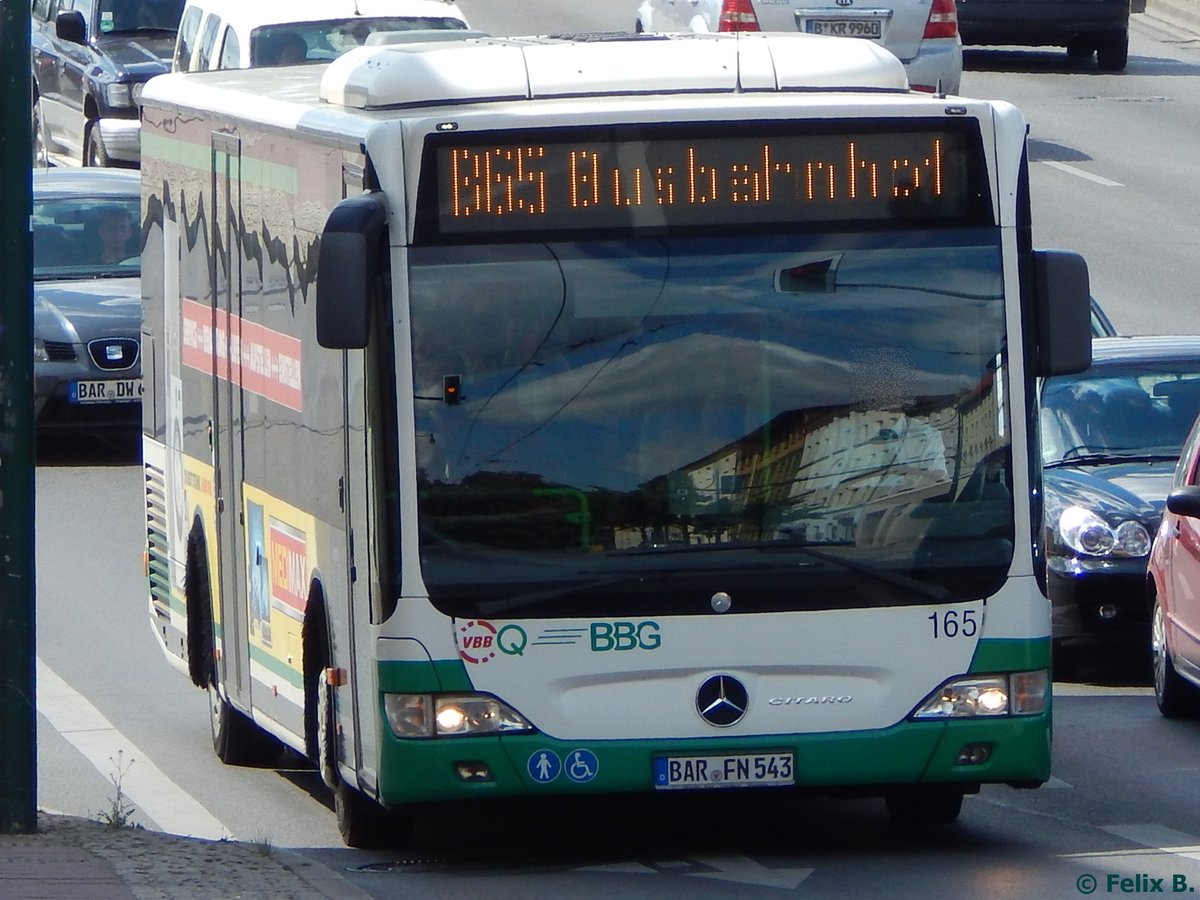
<box><xmin>1149</xmin><ymin>413</ymin><xmax>1200</xmax><ymax>715</ymax></box>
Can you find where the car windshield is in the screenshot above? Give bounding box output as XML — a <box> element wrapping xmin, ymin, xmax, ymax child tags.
<box><xmin>1041</xmin><ymin>363</ymin><xmax>1200</xmax><ymax>464</ymax></box>
<box><xmin>250</xmin><ymin>17</ymin><xmax>468</xmax><ymax>66</ymax></box>
<box><xmin>33</xmin><ymin>196</ymin><xmax>141</xmax><ymax>279</ymax></box>
<box><xmin>98</xmin><ymin>0</ymin><xmax>185</xmax><ymax>33</ymax></box>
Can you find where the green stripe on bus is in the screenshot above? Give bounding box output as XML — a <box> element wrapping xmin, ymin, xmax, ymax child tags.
<box><xmin>373</xmin><ymin>713</ymin><xmax>1052</xmax><ymax>805</ymax></box>
<box><xmin>248</xmin><ymin>644</ymin><xmax>302</xmax><ymax>688</ymax></box>
<box><xmin>141</xmin><ymin>133</ymin><xmax>298</xmax><ymax>194</ymax></box>
<box><xmin>968</xmin><ymin>637</ymin><xmax>1051</xmax><ymax>673</ymax></box>
<box><xmin>378</xmin><ymin>659</ymin><xmax>475</xmax><ymax>694</ymax></box>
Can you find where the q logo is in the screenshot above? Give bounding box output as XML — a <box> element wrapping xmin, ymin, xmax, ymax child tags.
<box><xmin>497</xmin><ymin>624</ymin><xmax>528</xmax><ymax>657</ymax></box>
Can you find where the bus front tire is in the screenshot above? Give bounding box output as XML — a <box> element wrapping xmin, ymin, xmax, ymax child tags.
<box><xmin>885</xmin><ymin>786</ymin><xmax>965</xmax><ymax>826</ymax></box>
<box><xmin>335</xmin><ymin>780</ymin><xmax>410</xmax><ymax>849</ymax></box>
<box><xmin>208</xmin><ymin>680</ymin><xmax>281</xmax><ymax>767</ymax></box>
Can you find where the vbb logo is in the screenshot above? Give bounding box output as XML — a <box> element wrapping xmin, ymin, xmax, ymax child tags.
<box><xmin>458</xmin><ymin>620</ymin><xmax>498</xmax><ymax>664</ymax></box>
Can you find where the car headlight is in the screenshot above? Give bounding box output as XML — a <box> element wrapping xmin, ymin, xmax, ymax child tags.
<box><xmin>106</xmin><ymin>83</ymin><xmax>133</xmax><ymax>108</ymax></box>
<box><xmin>911</xmin><ymin>671</ymin><xmax>1048</xmax><ymax>719</ymax></box>
<box><xmin>383</xmin><ymin>692</ymin><xmax>534</xmax><ymax>739</ymax></box>
<box><xmin>1053</xmin><ymin>505</ymin><xmax>1150</xmax><ymax>558</ymax></box>
<box><xmin>33</xmin><ymin>338</ymin><xmax>49</xmax><ymax>362</ymax></box>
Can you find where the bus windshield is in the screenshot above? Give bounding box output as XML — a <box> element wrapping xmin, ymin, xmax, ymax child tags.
<box><xmin>410</xmin><ymin>231</ymin><xmax>1011</xmax><ymax>617</ymax></box>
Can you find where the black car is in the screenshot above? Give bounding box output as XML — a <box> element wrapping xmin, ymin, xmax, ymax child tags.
<box><xmin>33</xmin><ymin>169</ymin><xmax>143</xmax><ymax>440</ymax></box>
<box><xmin>957</xmin><ymin>0</ymin><xmax>1131</xmax><ymax>71</ymax></box>
<box><xmin>1040</xmin><ymin>336</ymin><xmax>1200</xmax><ymax>670</ymax></box>
<box><xmin>31</xmin><ymin>0</ymin><xmax>185</xmax><ymax>167</ymax></box>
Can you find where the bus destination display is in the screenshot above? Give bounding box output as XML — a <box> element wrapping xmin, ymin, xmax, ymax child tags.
<box><xmin>429</xmin><ymin>126</ymin><xmax>986</xmax><ymax>238</ymax></box>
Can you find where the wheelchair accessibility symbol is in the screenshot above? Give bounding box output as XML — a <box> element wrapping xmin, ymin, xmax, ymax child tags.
<box><xmin>565</xmin><ymin>748</ymin><xmax>599</xmax><ymax>784</ymax></box>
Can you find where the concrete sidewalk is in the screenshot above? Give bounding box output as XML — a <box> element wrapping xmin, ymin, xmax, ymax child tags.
<box><xmin>0</xmin><ymin>812</ymin><xmax>370</xmax><ymax>900</ymax></box>
<box><xmin>1145</xmin><ymin>0</ymin><xmax>1200</xmax><ymax>33</ymax></box>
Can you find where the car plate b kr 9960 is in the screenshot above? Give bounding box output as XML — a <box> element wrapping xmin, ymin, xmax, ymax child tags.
<box><xmin>806</xmin><ymin>18</ymin><xmax>883</xmax><ymax>38</ymax></box>
<box><xmin>653</xmin><ymin>752</ymin><xmax>795</xmax><ymax>790</ymax></box>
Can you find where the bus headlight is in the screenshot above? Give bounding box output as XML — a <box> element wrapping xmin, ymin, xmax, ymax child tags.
<box><xmin>911</xmin><ymin>670</ymin><xmax>1047</xmax><ymax>719</ymax></box>
<box><xmin>384</xmin><ymin>692</ymin><xmax>534</xmax><ymax>739</ymax></box>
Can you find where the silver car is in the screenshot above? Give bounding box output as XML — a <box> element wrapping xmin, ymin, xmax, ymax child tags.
<box><xmin>635</xmin><ymin>0</ymin><xmax>963</xmax><ymax>94</ymax></box>
<box><xmin>33</xmin><ymin>169</ymin><xmax>142</xmax><ymax>439</ymax></box>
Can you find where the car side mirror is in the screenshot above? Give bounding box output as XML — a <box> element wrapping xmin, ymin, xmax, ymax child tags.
<box><xmin>55</xmin><ymin>10</ymin><xmax>87</xmax><ymax>45</ymax></box>
<box><xmin>1167</xmin><ymin>485</ymin><xmax>1200</xmax><ymax>519</ymax></box>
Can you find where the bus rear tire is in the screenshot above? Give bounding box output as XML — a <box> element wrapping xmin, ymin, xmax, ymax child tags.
<box><xmin>885</xmin><ymin>786</ymin><xmax>965</xmax><ymax>826</ymax></box>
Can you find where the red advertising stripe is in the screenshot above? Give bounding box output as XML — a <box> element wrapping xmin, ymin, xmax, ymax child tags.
<box><xmin>181</xmin><ymin>298</ymin><xmax>303</xmax><ymax>412</ymax></box>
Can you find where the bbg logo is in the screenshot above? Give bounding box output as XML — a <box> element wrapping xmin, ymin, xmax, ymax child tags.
<box><xmin>590</xmin><ymin>621</ymin><xmax>661</xmax><ymax>651</ymax></box>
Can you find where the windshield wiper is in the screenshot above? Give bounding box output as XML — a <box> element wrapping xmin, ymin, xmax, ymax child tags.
<box><xmin>476</xmin><ymin>557</ymin><xmax>820</xmax><ymax>616</ymax></box>
<box><xmin>474</xmin><ymin>538</ymin><xmax>947</xmax><ymax>616</ymax></box>
<box><xmin>1045</xmin><ymin>451</ymin><xmax>1179</xmax><ymax>469</ymax></box>
<box><xmin>778</xmin><ymin>541</ymin><xmax>949</xmax><ymax>603</ymax></box>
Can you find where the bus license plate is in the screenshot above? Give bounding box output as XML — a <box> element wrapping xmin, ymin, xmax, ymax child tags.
<box><xmin>653</xmin><ymin>753</ymin><xmax>795</xmax><ymax>790</ymax></box>
<box><xmin>70</xmin><ymin>379</ymin><xmax>143</xmax><ymax>404</ymax></box>
<box><xmin>806</xmin><ymin>19</ymin><xmax>882</xmax><ymax>39</ymax></box>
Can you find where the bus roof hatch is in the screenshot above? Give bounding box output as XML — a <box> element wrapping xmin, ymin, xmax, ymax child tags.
<box><xmin>318</xmin><ymin>32</ymin><xmax>909</xmax><ymax>110</ymax></box>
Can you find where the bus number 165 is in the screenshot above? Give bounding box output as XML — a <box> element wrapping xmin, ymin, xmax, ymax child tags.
<box><xmin>928</xmin><ymin>609</ymin><xmax>979</xmax><ymax>639</ymax></box>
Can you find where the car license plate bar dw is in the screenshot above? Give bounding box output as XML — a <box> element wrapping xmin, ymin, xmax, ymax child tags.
<box><xmin>70</xmin><ymin>379</ymin><xmax>143</xmax><ymax>404</ymax></box>
<box><xmin>653</xmin><ymin>752</ymin><xmax>796</xmax><ymax>790</ymax></box>
<box><xmin>799</xmin><ymin>11</ymin><xmax>886</xmax><ymax>40</ymax></box>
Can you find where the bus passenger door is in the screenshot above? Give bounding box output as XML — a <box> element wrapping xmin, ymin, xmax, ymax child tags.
<box><xmin>212</xmin><ymin>133</ymin><xmax>249</xmax><ymax>708</ymax></box>
<box><xmin>339</xmin><ymin>164</ymin><xmax>376</xmax><ymax>784</ymax></box>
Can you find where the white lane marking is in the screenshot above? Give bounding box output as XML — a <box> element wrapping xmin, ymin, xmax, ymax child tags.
<box><xmin>690</xmin><ymin>856</ymin><xmax>814</xmax><ymax>889</ymax></box>
<box><xmin>36</xmin><ymin>657</ymin><xmax>233</xmax><ymax>840</ymax></box>
<box><xmin>1103</xmin><ymin>824</ymin><xmax>1200</xmax><ymax>863</ymax></box>
<box><xmin>576</xmin><ymin>862</ymin><xmax>660</xmax><ymax>875</ymax></box>
<box><xmin>1053</xmin><ymin>684</ymin><xmax>1153</xmax><ymax>696</ymax></box>
<box><xmin>1041</xmin><ymin>160</ymin><xmax>1124</xmax><ymax>187</ymax></box>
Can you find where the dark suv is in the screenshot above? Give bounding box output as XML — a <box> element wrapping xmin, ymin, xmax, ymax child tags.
<box><xmin>31</xmin><ymin>0</ymin><xmax>185</xmax><ymax>167</ymax></box>
<box><xmin>956</xmin><ymin>0</ymin><xmax>1131</xmax><ymax>71</ymax></box>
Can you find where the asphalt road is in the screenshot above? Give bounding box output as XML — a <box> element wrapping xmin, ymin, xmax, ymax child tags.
<box><xmin>29</xmin><ymin>6</ymin><xmax>1200</xmax><ymax>898</ymax></box>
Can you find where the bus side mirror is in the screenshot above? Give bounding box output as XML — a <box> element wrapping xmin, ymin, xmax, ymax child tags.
<box><xmin>1033</xmin><ymin>249</ymin><xmax>1092</xmax><ymax>377</ymax></box>
<box><xmin>316</xmin><ymin>193</ymin><xmax>389</xmax><ymax>350</ymax></box>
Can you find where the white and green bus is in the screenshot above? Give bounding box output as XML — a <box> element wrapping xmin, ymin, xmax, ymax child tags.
<box><xmin>140</xmin><ymin>31</ymin><xmax>1091</xmax><ymax>846</ymax></box>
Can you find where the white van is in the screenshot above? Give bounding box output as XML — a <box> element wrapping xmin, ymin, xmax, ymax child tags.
<box><xmin>172</xmin><ymin>0</ymin><xmax>470</xmax><ymax>71</ymax></box>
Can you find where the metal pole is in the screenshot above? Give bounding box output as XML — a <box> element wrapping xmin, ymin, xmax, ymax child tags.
<box><xmin>0</xmin><ymin>0</ymin><xmax>38</xmax><ymax>835</ymax></box>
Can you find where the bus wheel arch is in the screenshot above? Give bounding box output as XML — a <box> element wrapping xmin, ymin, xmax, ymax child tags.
<box><xmin>302</xmin><ymin>579</ymin><xmax>401</xmax><ymax>847</ymax></box>
<box><xmin>302</xmin><ymin>581</ymin><xmax>338</xmax><ymax>789</ymax></box>
<box><xmin>184</xmin><ymin>516</ymin><xmax>214</xmax><ymax>689</ymax></box>
<box><xmin>186</xmin><ymin>515</ymin><xmax>278</xmax><ymax>765</ymax></box>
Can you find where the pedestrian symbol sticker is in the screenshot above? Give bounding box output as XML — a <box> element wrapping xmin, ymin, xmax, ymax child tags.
<box><xmin>566</xmin><ymin>749</ymin><xmax>599</xmax><ymax>784</ymax></box>
<box><xmin>528</xmin><ymin>749</ymin><xmax>561</xmax><ymax>783</ymax></box>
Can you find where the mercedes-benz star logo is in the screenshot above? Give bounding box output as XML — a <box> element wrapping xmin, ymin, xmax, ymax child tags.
<box><xmin>696</xmin><ymin>674</ymin><xmax>748</xmax><ymax>727</ymax></box>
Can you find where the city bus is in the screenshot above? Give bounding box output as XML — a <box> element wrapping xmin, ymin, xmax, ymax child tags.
<box><xmin>139</xmin><ymin>30</ymin><xmax>1092</xmax><ymax>846</ymax></box>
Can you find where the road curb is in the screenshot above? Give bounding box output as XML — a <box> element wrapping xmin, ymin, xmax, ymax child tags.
<box><xmin>273</xmin><ymin>846</ymin><xmax>378</xmax><ymax>900</ymax></box>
